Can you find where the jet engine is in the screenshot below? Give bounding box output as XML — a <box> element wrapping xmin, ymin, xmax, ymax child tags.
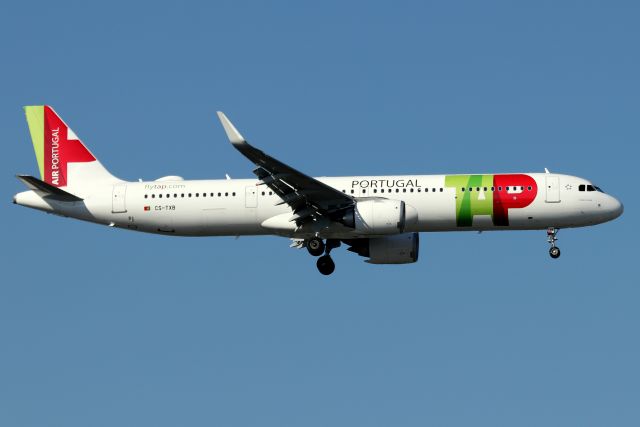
<box><xmin>344</xmin><ymin>233</ymin><xmax>420</xmax><ymax>264</ymax></box>
<box><xmin>341</xmin><ymin>199</ymin><xmax>418</xmax><ymax>235</ymax></box>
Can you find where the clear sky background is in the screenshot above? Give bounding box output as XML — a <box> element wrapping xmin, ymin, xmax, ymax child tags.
<box><xmin>1</xmin><ymin>1</ymin><xmax>637</xmax><ymax>426</ymax></box>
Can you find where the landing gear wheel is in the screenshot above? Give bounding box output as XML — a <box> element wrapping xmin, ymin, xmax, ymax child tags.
<box><xmin>306</xmin><ymin>237</ymin><xmax>325</xmax><ymax>257</ymax></box>
<box><xmin>316</xmin><ymin>255</ymin><xmax>335</xmax><ymax>275</ymax></box>
<box><xmin>549</xmin><ymin>246</ymin><xmax>561</xmax><ymax>259</ymax></box>
<box><xmin>546</xmin><ymin>227</ymin><xmax>561</xmax><ymax>259</ymax></box>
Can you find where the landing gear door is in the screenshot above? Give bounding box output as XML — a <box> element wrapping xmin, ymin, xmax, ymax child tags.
<box><xmin>112</xmin><ymin>184</ymin><xmax>127</xmax><ymax>213</ymax></box>
<box><xmin>545</xmin><ymin>176</ymin><xmax>560</xmax><ymax>203</ymax></box>
<box><xmin>245</xmin><ymin>186</ymin><xmax>257</xmax><ymax>208</ymax></box>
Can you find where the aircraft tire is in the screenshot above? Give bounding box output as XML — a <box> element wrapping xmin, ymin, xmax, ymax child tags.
<box><xmin>317</xmin><ymin>255</ymin><xmax>335</xmax><ymax>275</ymax></box>
<box><xmin>307</xmin><ymin>237</ymin><xmax>325</xmax><ymax>257</ymax></box>
<box><xmin>549</xmin><ymin>247</ymin><xmax>561</xmax><ymax>259</ymax></box>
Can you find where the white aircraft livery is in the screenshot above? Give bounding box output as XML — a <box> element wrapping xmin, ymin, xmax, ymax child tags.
<box><xmin>14</xmin><ymin>106</ymin><xmax>623</xmax><ymax>275</ymax></box>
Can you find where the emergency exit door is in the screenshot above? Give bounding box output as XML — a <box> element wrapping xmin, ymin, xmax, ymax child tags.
<box><xmin>245</xmin><ymin>186</ymin><xmax>258</xmax><ymax>208</ymax></box>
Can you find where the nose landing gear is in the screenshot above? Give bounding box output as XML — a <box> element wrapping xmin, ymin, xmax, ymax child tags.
<box><xmin>305</xmin><ymin>237</ymin><xmax>340</xmax><ymax>275</ymax></box>
<box><xmin>547</xmin><ymin>227</ymin><xmax>560</xmax><ymax>259</ymax></box>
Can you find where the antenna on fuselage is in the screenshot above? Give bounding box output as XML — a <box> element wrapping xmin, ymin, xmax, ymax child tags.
<box><xmin>544</xmin><ymin>168</ymin><xmax>551</xmax><ymax>174</ymax></box>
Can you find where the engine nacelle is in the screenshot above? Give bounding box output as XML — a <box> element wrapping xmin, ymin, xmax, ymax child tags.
<box><xmin>345</xmin><ymin>233</ymin><xmax>420</xmax><ymax>264</ymax></box>
<box><xmin>342</xmin><ymin>199</ymin><xmax>418</xmax><ymax>235</ymax></box>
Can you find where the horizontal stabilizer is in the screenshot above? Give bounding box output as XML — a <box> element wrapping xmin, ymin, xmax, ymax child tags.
<box><xmin>16</xmin><ymin>175</ymin><xmax>83</xmax><ymax>202</ymax></box>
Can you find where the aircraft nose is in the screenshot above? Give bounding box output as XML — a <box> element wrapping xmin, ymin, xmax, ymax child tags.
<box><xmin>608</xmin><ymin>196</ymin><xmax>623</xmax><ymax>220</ymax></box>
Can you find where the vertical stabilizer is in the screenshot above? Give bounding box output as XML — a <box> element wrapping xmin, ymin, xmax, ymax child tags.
<box><xmin>24</xmin><ymin>106</ymin><xmax>120</xmax><ymax>190</ymax></box>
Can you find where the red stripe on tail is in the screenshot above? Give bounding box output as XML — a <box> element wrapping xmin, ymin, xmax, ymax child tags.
<box><xmin>43</xmin><ymin>106</ymin><xmax>95</xmax><ymax>187</ymax></box>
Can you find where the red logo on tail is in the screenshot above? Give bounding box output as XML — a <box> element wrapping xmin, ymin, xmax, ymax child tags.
<box><xmin>44</xmin><ymin>106</ymin><xmax>95</xmax><ymax>187</ymax></box>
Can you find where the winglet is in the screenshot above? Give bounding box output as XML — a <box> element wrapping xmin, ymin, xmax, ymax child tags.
<box><xmin>217</xmin><ymin>111</ymin><xmax>246</xmax><ymax>145</ymax></box>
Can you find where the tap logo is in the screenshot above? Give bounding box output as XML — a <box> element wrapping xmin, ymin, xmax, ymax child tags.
<box><xmin>445</xmin><ymin>174</ymin><xmax>538</xmax><ymax>226</ymax></box>
<box><xmin>25</xmin><ymin>106</ymin><xmax>96</xmax><ymax>187</ymax></box>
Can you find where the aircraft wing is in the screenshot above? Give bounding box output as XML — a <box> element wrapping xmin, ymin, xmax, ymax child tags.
<box><xmin>217</xmin><ymin>112</ymin><xmax>354</xmax><ymax>224</ymax></box>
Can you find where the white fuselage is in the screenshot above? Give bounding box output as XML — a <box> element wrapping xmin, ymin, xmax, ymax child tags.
<box><xmin>14</xmin><ymin>173</ymin><xmax>623</xmax><ymax>238</ymax></box>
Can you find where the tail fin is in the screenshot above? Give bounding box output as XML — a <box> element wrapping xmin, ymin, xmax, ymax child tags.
<box><xmin>24</xmin><ymin>106</ymin><xmax>120</xmax><ymax>189</ymax></box>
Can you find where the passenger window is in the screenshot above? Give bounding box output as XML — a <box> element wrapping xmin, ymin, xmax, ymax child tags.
<box><xmin>181</xmin><ymin>193</ymin><xmax>185</xmax><ymax>198</ymax></box>
<box><xmin>461</xmin><ymin>188</ymin><xmax>465</xmax><ymax>192</ymax></box>
<box><xmin>202</xmin><ymin>193</ymin><xmax>206</xmax><ymax>197</ymax></box>
<box><xmin>410</xmin><ymin>188</ymin><xmax>414</xmax><ymax>193</ymax></box>
<box><xmin>380</xmin><ymin>189</ymin><xmax>385</xmax><ymax>193</ymax></box>
<box><xmin>439</xmin><ymin>188</ymin><xmax>442</xmax><ymax>192</ymax></box>
<box><xmin>476</xmin><ymin>187</ymin><xmax>480</xmax><ymax>192</ymax></box>
<box><xmin>491</xmin><ymin>187</ymin><xmax>495</xmax><ymax>191</ymax></box>
<box><xmin>152</xmin><ymin>194</ymin><xmax>155</xmax><ymax>198</ymax></box>
<box><xmin>195</xmin><ymin>193</ymin><xmax>199</xmax><ymax>197</ymax></box>
<box><xmin>402</xmin><ymin>188</ymin><xmax>406</xmax><ymax>193</ymax></box>
<box><xmin>483</xmin><ymin>187</ymin><xmax>487</xmax><ymax>191</ymax></box>
<box><xmin>498</xmin><ymin>186</ymin><xmax>502</xmax><ymax>191</ymax></box>
<box><xmin>159</xmin><ymin>194</ymin><xmax>162</xmax><ymax>198</ymax></box>
<box><xmin>396</xmin><ymin>189</ymin><xmax>399</xmax><ymax>193</ymax></box>
<box><xmin>527</xmin><ymin>186</ymin><xmax>532</xmax><ymax>191</ymax></box>
<box><xmin>232</xmin><ymin>192</ymin><xmax>236</xmax><ymax>196</ymax></box>
<box><xmin>362</xmin><ymin>189</ymin><xmax>366</xmax><ymax>194</ymax></box>
<box><xmin>144</xmin><ymin>195</ymin><xmax>148</xmax><ymax>199</ymax></box>
<box><xmin>225</xmin><ymin>192</ymin><xmax>228</xmax><ymax>196</ymax></box>
<box><xmin>188</xmin><ymin>193</ymin><xmax>192</xmax><ymax>197</ymax></box>
<box><xmin>262</xmin><ymin>191</ymin><xmax>265</xmax><ymax>196</ymax></box>
<box><xmin>350</xmin><ymin>189</ymin><xmax>354</xmax><ymax>194</ymax></box>
<box><xmin>174</xmin><ymin>194</ymin><xmax>178</xmax><ymax>198</ymax></box>
<box><xmin>218</xmin><ymin>192</ymin><xmax>222</xmax><ymax>197</ymax></box>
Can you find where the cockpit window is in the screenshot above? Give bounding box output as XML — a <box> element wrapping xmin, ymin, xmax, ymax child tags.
<box><xmin>578</xmin><ymin>184</ymin><xmax>604</xmax><ymax>193</ymax></box>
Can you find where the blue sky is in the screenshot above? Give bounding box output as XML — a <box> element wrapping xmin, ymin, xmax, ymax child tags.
<box><xmin>1</xmin><ymin>1</ymin><xmax>637</xmax><ymax>425</ymax></box>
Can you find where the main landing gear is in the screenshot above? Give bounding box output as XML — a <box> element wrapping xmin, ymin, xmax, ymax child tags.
<box><xmin>306</xmin><ymin>237</ymin><xmax>340</xmax><ymax>275</ymax></box>
<box><xmin>547</xmin><ymin>227</ymin><xmax>561</xmax><ymax>259</ymax></box>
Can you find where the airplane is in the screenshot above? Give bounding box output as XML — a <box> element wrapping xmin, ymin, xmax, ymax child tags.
<box><xmin>14</xmin><ymin>106</ymin><xmax>623</xmax><ymax>275</ymax></box>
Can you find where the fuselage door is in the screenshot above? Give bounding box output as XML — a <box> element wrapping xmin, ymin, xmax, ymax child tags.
<box><xmin>545</xmin><ymin>176</ymin><xmax>560</xmax><ymax>203</ymax></box>
<box><xmin>112</xmin><ymin>184</ymin><xmax>127</xmax><ymax>213</ymax></box>
<box><xmin>245</xmin><ymin>186</ymin><xmax>258</xmax><ymax>208</ymax></box>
